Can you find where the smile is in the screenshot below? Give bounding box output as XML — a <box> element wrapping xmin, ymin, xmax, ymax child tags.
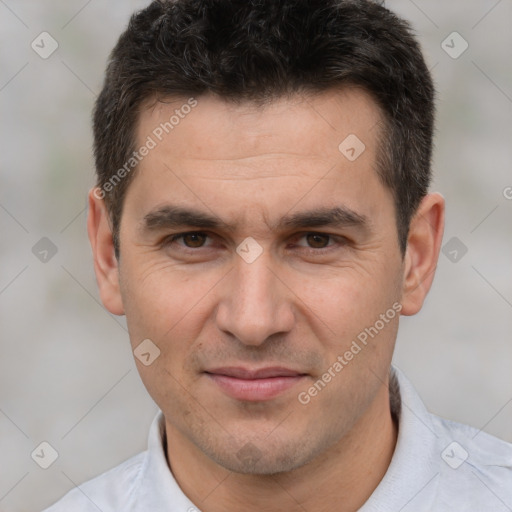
<box><xmin>204</xmin><ymin>367</ymin><xmax>308</xmax><ymax>401</ymax></box>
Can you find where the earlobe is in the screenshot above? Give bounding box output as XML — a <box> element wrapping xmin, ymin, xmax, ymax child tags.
<box><xmin>87</xmin><ymin>188</ymin><xmax>125</xmax><ymax>316</ymax></box>
<box><xmin>400</xmin><ymin>193</ymin><xmax>445</xmax><ymax>316</ymax></box>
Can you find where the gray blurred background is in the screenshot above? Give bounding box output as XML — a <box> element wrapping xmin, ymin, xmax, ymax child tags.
<box><xmin>0</xmin><ymin>1</ymin><xmax>511</xmax><ymax>510</ymax></box>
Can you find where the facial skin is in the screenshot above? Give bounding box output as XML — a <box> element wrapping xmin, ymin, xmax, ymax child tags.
<box><xmin>88</xmin><ymin>88</ymin><xmax>444</xmax><ymax>511</ymax></box>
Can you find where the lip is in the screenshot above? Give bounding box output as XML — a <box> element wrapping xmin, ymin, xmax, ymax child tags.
<box><xmin>204</xmin><ymin>366</ymin><xmax>307</xmax><ymax>401</ymax></box>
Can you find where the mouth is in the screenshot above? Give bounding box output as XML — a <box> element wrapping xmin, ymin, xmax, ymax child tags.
<box><xmin>204</xmin><ymin>366</ymin><xmax>308</xmax><ymax>401</ymax></box>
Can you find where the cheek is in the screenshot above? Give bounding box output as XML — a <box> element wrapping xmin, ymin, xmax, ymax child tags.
<box><xmin>120</xmin><ymin>257</ymin><xmax>218</xmax><ymax>342</ymax></box>
<box><xmin>119</xmin><ymin>262</ymin><xmax>212</xmax><ymax>408</ymax></box>
<box><xmin>301</xmin><ymin>265</ymin><xmax>399</xmax><ymax>339</ymax></box>
<box><xmin>296</xmin><ymin>263</ymin><xmax>402</xmax><ymax>391</ymax></box>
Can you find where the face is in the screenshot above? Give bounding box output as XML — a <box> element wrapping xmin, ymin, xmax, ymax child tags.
<box><xmin>89</xmin><ymin>88</ymin><xmax>443</xmax><ymax>475</ymax></box>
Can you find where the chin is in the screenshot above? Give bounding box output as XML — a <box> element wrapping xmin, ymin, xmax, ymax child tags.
<box><xmin>203</xmin><ymin>436</ymin><xmax>320</xmax><ymax>476</ymax></box>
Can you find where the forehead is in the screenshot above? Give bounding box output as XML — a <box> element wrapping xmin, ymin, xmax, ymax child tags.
<box><xmin>135</xmin><ymin>87</ymin><xmax>383</xmax><ymax>169</ymax></box>
<box><xmin>124</xmin><ymin>88</ymin><xmax>391</xmax><ymax>232</ymax></box>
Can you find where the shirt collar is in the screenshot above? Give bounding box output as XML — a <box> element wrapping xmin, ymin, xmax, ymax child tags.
<box><xmin>130</xmin><ymin>410</ymin><xmax>198</xmax><ymax>510</ymax></box>
<box><xmin>360</xmin><ymin>365</ymin><xmax>440</xmax><ymax>511</ymax></box>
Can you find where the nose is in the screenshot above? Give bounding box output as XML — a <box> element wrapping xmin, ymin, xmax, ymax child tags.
<box><xmin>215</xmin><ymin>252</ymin><xmax>295</xmax><ymax>346</ymax></box>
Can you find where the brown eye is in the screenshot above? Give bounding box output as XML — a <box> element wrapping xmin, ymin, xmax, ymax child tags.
<box><xmin>182</xmin><ymin>232</ymin><xmax>208</xmax><ymax>248</ymax></box>
<box><xmin>306</xmin><ymin>233</ymin><xmax>331</xmax><ymax>248</ymax></box>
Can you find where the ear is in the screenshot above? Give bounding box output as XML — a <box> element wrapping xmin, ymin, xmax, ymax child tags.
<box><xmin>87</xmin><ymin>188</ymin><xmax>124</xmax><ymax>315</ymax></box>
<box><xmin>400</xmin><ymin>193</ymin><xmax>445</xmax><ymax>316</ymax></box>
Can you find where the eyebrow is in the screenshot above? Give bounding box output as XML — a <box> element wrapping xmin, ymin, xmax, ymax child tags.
<box><xmin>141</xmin><ymin>205</ymin><xmax>370</xmax><ymax>234</ymax></box>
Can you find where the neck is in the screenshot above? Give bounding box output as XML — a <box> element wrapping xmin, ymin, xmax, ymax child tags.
<box><xmin>165</xmin><ymin>382</ymin><xmax>398</xmax><ymax>512</ymax></box>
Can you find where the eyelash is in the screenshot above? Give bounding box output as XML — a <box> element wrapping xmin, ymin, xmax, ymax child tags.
<box><xmin>163</xmin><ymin>231</ymin><xmax>347</xmax><ymax>254</ymax></box>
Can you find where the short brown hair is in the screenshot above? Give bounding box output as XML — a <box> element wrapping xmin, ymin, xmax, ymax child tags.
<box><xmin>93</xmin><ymin>0</ymin><xmax>435</xmax><ymax>257</ymax></box>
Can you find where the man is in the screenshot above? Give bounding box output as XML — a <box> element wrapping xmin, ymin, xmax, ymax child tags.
<box><xmin>44</xmin><ymin>0</ymin><xmax>512</xmax><ymax>510</ymax></box>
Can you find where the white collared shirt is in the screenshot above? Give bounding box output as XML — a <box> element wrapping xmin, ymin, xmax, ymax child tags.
<box><xmin>43</xmin><ymin>366</ymin><xmax>512</xmax><ymax>511</ymax></box>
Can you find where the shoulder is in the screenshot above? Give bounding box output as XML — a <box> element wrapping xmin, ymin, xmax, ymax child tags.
<box><xmin>432</xmin><ymin>414</ymin><xmax>512</xmax><ymax>507</ymax></box>
<box><xmin>390</xmin><ymin>367</ymin><xmax>512</xmax><ymax>509</ymax></box>
<box><xmin>42</xmin><ymin>451</ymin><xmax>147</xmax><ymax>512</ymax></box>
